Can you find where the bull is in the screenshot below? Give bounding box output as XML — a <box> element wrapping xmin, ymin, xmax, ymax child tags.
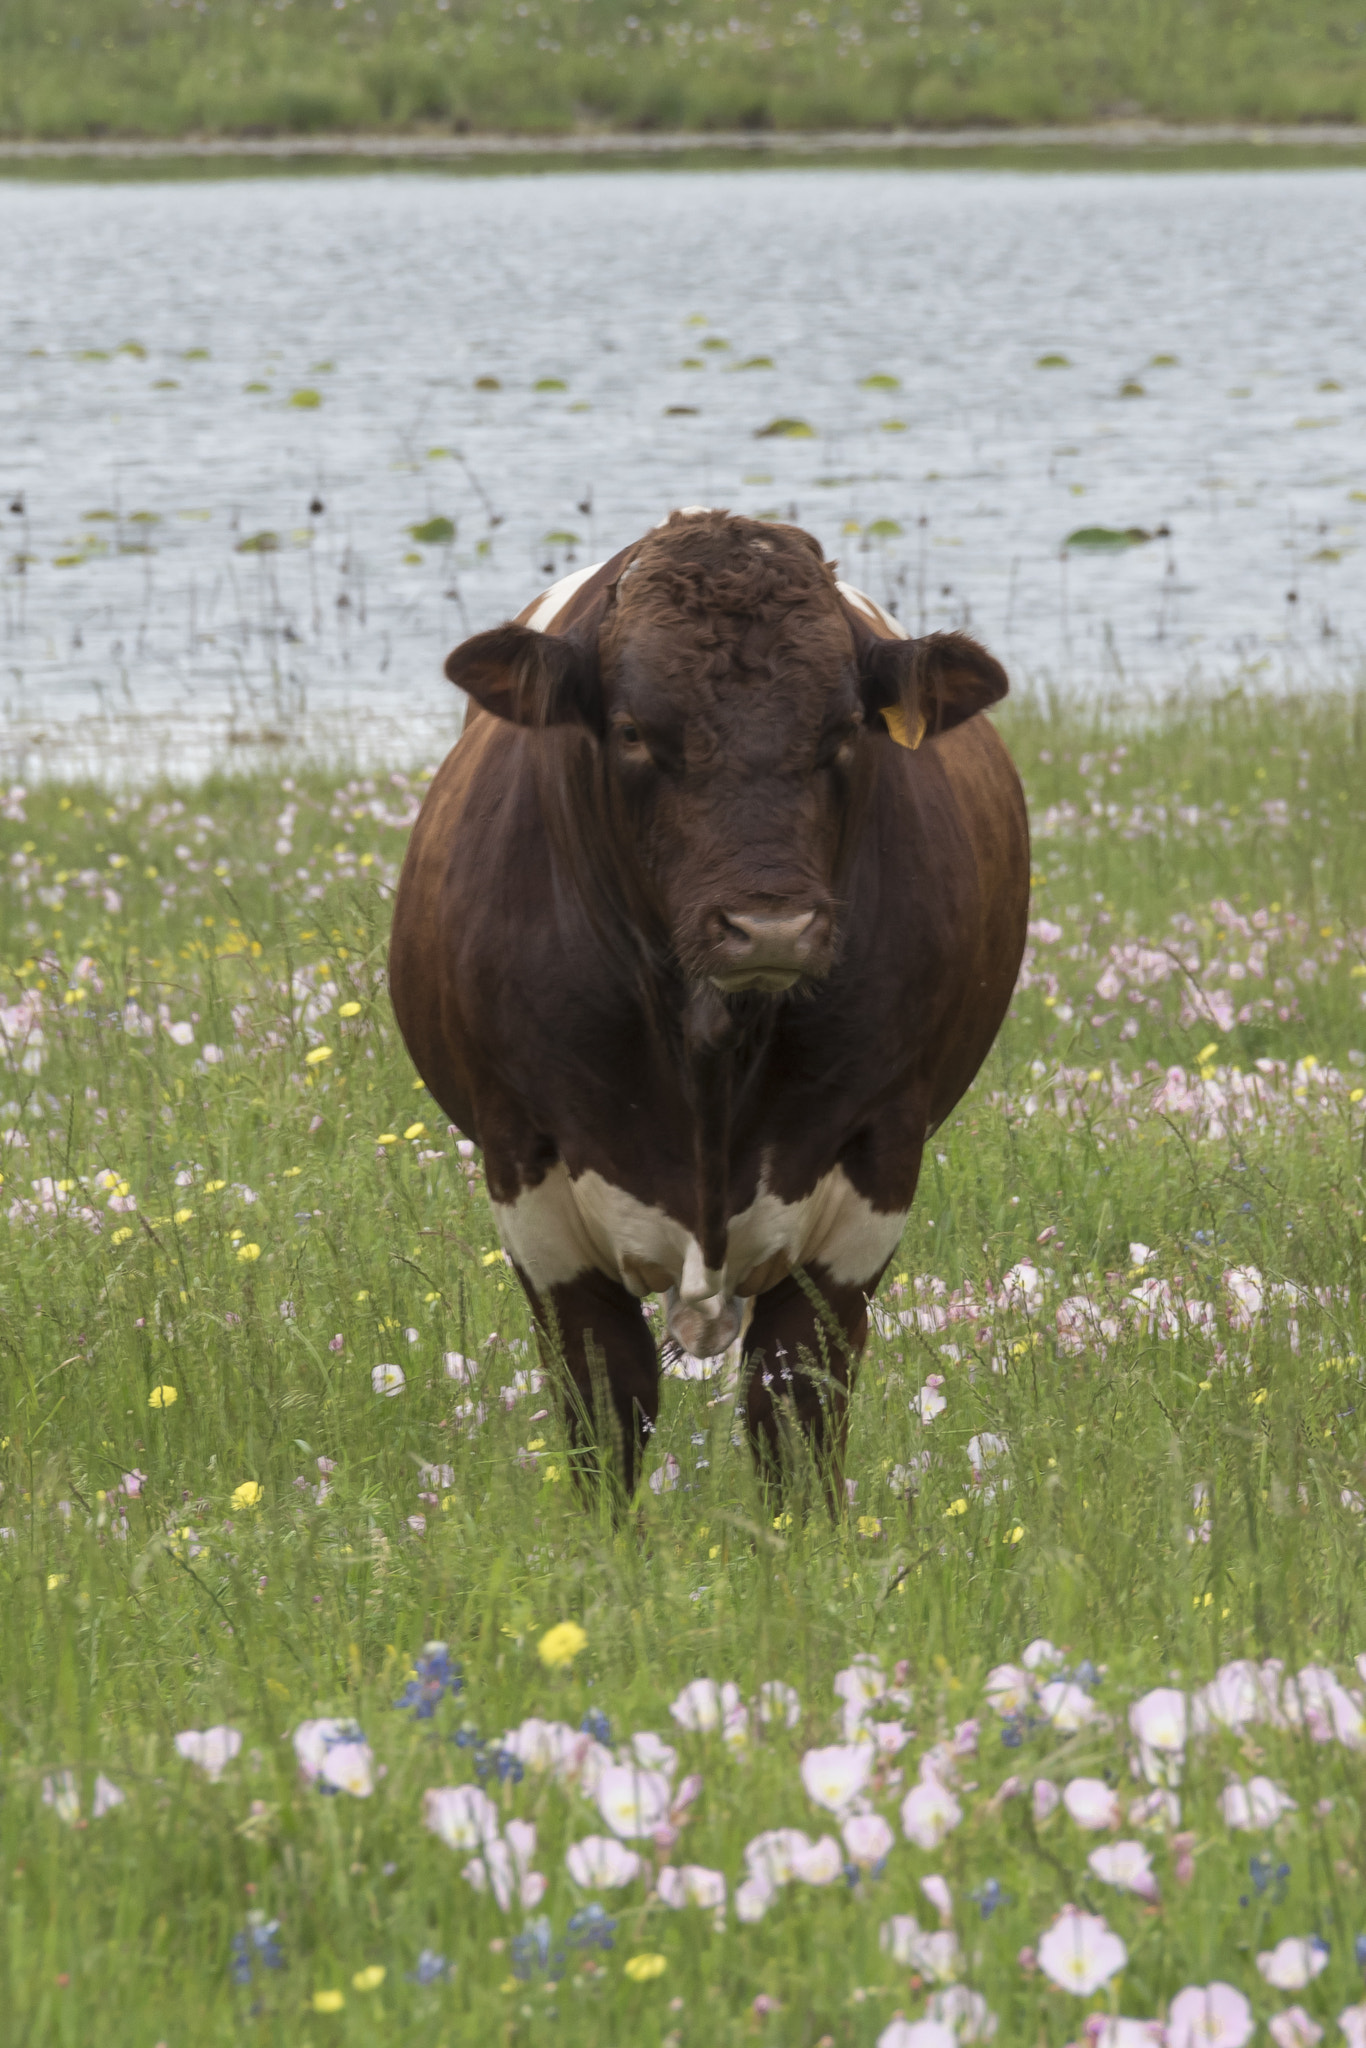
<box><xmin>390</xmin><ymin>510</ymin><xmax>1029</xmax><ymax>1502</ymax></box>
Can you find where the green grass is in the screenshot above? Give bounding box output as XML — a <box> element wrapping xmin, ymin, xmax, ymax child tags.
<box><xmin>5</xmin><ymin>686</ymin><xmax>1366</xmax><ymax>2044</ymax></box>
<box><xmin>3</xmin><ymin>0</ymin><xmax>1366</xmax><ymax>141</ymax></box>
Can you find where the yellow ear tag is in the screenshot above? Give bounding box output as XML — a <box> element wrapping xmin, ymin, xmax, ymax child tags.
<box><xmin>882</xmin><ymin>703</ymin><xmax>925</xmax><ymax>750</ymax></box>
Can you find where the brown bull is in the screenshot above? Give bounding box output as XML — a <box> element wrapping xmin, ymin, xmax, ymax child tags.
<box><xmin>390</xmin><ymin>510</ymin><xmax>1029</xmax><ymax>1500</ymax></box>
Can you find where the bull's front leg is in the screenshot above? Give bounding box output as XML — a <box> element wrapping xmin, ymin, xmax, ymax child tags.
<box><xmin>741</xmin><ymin>1266</ymin><xmax>873</xmax><ymax>1515</ymax></box>
<box><xmin>518</xmin><ymin>1265</ymin><xmax>660</xmax><ymax>1502</ymax></box>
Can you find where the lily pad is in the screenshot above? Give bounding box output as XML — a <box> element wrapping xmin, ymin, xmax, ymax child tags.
<box><xmin>81</xmin><ymin>510</ymin><xmax>116</xmax><ymax>522</ymax></box>
<box><xmin>289</xmin><ymin>389</ymin><xmax>323</xmax><ymax>409</ymax></box>
<box><xmin>182</xmin><ymin>348</ymin><xmax>211</xmax><ymax>361</ymax></box>
<box><xmin>534</xmin><ymin>377</ymin><xmax>567</xmax><ymax>392</ymax></box>
<box><xmin>568</xmin><ymin>401</ymin><xmax>591</xmax><ymax>413</ymax></box>
<box><xmin>118</xmin><ymin>341</ymin><xmax>147</xmax><ymax>360</ymax></box>
<box><xmin>1310</xmin><ymin>547</ymin><xmax>1343</xmax><ymax>562</ymax></box>
<box><xmin>1119</xmin><ymin>380</ymin><xmax>1146</xmax><ymax>398</ymax></box>
<box><xmin>1065</xmin><ymin>525</ymin><xmax>1153</xmax><ymax>551</ymax></box>
<box><xmin>244</xmin><ymin>381</ymin><xmax>270</xmax><ymax>393</ymax></box>
<box><xmin>680</xmin><ymin>358</ymin><xmax>705</xmax><ymax>370</ymax></box>
<box><xmin>77</xmin><ymin>349</ymin><xmax>111</xmax><ymax>362</ymax></box>
<box><xmin>128</xmin><ymin>511</ymin><xmax>160</xmax><ymax>524</ymax></box>
<box><xmin>543</xmin><ymin>530</ymin><xmax>580</xmax><ymax>546</ymax></box>
<box><xmin>153</xmin><ymin>379</ymin><xmax>179</xmax><ymax>390</ymax></box>
<box><xmin>743</xmin><ymin>472</ymin><xmax>773</xmax><ymax>485</ymax></box>
<box><xmin>755</xmin><ymin>418</ymin><xmax>815</xmax><ymax>440</ymax></box>
<box><xmin>1295</xmin><ymin>417</ymin><xmax>1338</xmax><ymax>430</ymax></box>
<box><xmin>701</xmin><ymin>338</ymin><xmax>730</xmax><ymax>352</ymax></box>
<box><xmin>881</xmin><ymin>419</ymin><xmax>908</xmax><ymax>433</ymax></box>
<box><xmin>409</xmin><ymin>516</ymin><xmax>456</xmax><ymax>545</ymax></box>
<box><xmin>665</xmin><ymin>405</ymin><xmax>699</xmax><ymax>416</ymax></box>
<box><xmin>860</xmin><ymin>373</ymin><xmax>901</xmax><ymax>391</ymax></box>
<box><xmin>1149</xmin><ymin>353</ymin><xmax>1179</xmax><ymax>368</ymax></box>
<box><xmin>312</xmin><ymin>360</ymin><xmax>335</xmax><ymax>374</ymax></box>
<box><xmin>1317</xmin><ymin>378</ymin><xmax>1344</xmax><ymax>393</ymax></box>
<box><xmin>403</xmin><ymin>551</ymin><xmax>423</xmax><ymax>566</ymax></box>
<box><xmin>474</xmin><ymin>376</ymin><xmax>501</xmax><ymax>391</ymax></box>
<box><xmin>1035</xmin><ymin>353</ymin><xmax>1071</xmax><ymax>368</ymax></box>
<box><xmin>736</xmin><ymin>356</ymin><xmax>775</xmax><ymax>371</ymax></box>
<box><xmin>865</xmin><ymin>518</ymin><xmax>905</xmax><ymax>540</ymax></box>
<box><xmin>427</xmin><ymin>447</ymin><xmax>452</xmax><ymax>459</ymax></box>
<box><xmin>53</xmin><ymin>554</ymin><xmax>88</xmax><ymax>568</ymax></box>
<box><xmin>236</xmin><ymin>531</ymin><xmax>280</xmax><ymax>554</ymax></box>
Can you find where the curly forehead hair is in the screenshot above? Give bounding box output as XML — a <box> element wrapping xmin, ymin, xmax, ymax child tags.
<box><xmin>613</xmin><ymin>509</ymin><xmax>838</xmax><ymax>624</ymax></box>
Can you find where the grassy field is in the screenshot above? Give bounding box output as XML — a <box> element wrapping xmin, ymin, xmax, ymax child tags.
<box><xmin>5</xmin><ymin>685</ymin><xmax>1366</xmax><ymax>2044</ymax></box>
<box><xmin>3</xmin><ymin>0</ymin><xmax>1366</xmax><ymax>141</ymax></box>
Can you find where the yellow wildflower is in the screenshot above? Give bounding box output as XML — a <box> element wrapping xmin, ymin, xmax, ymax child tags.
<box><xmin>352</xmin><ymin>1965</ymin><xmax>385</xmax><ymax>1992</ymax></box>
<box><xmin>538</xmin><ymin>1621</ymin><xmax>587</xmax><ymax>1669</ymax></box>
<box><xmin>236</xmin><ymin>1243</ymin><xmax>261</xmax><ymax>1262</ymax></box>
<box><xmin>311</xmin><ymin>1989</ymin><xmax>344</xmax><ymax>2012</ymax></box>
<box><xmin>231</xmin><ymin>1482</ymin><xmax>263</xmax><ymax>1510</ymax></box>
<box><xmin>148</xmin><ymin>1385</ymin><xmax>178</xmax><ymax>1408</ymax></box>
<box><xmin>305</xmin><ymin>1045</ymin><xmax>332</xmax><ymax>1065</ymax></box>
<box><xmin>624</xmin><ymin>1954</ymin><xmax>667</xmax><ymax>1983</ymax></box>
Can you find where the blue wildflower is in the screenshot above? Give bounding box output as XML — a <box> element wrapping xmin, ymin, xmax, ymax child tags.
<box><xmin>474</xmin><ymin>1744</ymin><xmax>524</xmax><ymax>1784</ymax></box>
<box><xmin>580</xmin><ymin>1708</ymin><xmax>612</xmax><ymax>1745</ymax></box>
<box><xmin>971</xmin><ymin>1879</ymin><xmax>1008</xmax><ymax>1919</ymax></box>
<box><xmin>1000</xmin><ymin>1718</ymin><xmax>1023</xmax><ymax>1749</ymax></box>
<box><xmin>567</xmin><ymin>1905</ymin><xmax>616</xmax><ymax>1953</ymax></box>
<box><xmin>511</xmin><ymin>1916</ymin><xmax>563</xmax><ymax>1982</ymax></box>
<box><xmin>407</xmin><ymin>1948</ymin><xmax>453</xmax><ymax>1985</ymax></box>
<box><xmin>1074</xmin><ymin>1659</ymin><xmax>1099</xmax><ymax>1691</ymax></box>
<box><xmin>394</xmin><ymin>1640</ymin><xmax>463</xmax><ymax>1719</ymax></box>
<box><xmin>230</xmin><ymin>1916</ymin><xmax>285</xmax><ymax>1985</ymax></box>
<box><xmin>1354</xmin><ymin>1934</ymin><xmax>1366</xmax><ymax>1969</ymax></box>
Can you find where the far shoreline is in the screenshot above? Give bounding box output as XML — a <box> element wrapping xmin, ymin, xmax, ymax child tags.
<box><xmin>2</xmin><ymin>120</ymin><xmax>1366</xmax><ymax>176</ymax></box>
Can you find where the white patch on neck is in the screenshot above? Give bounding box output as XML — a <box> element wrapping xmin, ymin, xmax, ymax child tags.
<box><xmin>492</xmin><ymin>1161</ymin><xmax>905</xmax><ymax>1358</ymax></box>
<box><xmin>522</xmin><ymin>559</ymin><xmax>604</xmax><ymax>634</ymax></box>
<box><xmin>837</xmin><ymin>579</ymin><xmax>909</xmax><ymax>640</ymax></box>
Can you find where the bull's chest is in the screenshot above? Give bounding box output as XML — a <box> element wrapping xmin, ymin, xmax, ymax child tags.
<box><xmin>491</xmin><ymin>1161</ymin><xmax>905</xmax><ymax>1358</ymax></box>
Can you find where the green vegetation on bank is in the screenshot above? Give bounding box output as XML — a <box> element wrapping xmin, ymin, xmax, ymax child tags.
<box><xmin>2</xmin><ymin>0</ymin><xmax>1366</xmax><ymax>140</ymax></box>
<box><xmin>5</xmin><ymin>689</ymin><xmax>1366</xmax><ymax>2041</ymax></box>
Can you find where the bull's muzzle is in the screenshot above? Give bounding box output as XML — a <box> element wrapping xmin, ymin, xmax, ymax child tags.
<box><xmin>707</xmin><ymin>909</ymin><xmax>829</xmax><ymax>994</ymax></box>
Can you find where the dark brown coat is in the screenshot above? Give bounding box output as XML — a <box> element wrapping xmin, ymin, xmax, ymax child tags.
<box><xmin>391</xmin><ymin>511</ymin><xmax>1028</xmax><ymax>1497</ymax></box>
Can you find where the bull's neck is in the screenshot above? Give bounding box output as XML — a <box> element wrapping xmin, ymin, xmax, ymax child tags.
<box><xmin>680</xmin><ymin>985</ymin><xmax>775</xmax><ymax>1270</ymax></box>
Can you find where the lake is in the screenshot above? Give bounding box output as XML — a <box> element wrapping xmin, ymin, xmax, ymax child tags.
<box><xmin>2</xmin><ymin>166</ymin><xmax>1364</xmax><ymax>779</ymax></box>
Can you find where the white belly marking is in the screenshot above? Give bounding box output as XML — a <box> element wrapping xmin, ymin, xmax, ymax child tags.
<box><xmin>493</xmin><ymin>1162</ymin><xmax>905</xmax><ymax>1357</ymax></box>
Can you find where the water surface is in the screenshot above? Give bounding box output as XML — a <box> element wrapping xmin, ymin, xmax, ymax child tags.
<box><xmin>3</xmin><ymin>168</ymin><xmax>1364</xmax><ymax>777</ymax></box>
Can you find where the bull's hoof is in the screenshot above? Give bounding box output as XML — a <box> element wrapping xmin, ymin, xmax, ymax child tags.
<box><xmin>665</xmin><ymin>1286</ymin><xmax>743</xmax><ymax>1361</ymax></box>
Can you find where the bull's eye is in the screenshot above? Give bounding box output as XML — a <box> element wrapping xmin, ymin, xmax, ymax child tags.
<box><xmin>615</xmin><ymin>721</ymin><xmax>653</xmax><ymax>762</ymax></box>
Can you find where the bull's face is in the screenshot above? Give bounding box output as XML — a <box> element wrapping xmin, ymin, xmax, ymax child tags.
<box><xmin>447</xmin><ymin>512</ymin><xmax>1007</xmax><ymax>998</ymax></box>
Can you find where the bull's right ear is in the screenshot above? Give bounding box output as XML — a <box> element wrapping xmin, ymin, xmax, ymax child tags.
<box><xmin>444</xmin><ymin>622</ymin><xmax>604</xmax><ymax>735</ymax></box>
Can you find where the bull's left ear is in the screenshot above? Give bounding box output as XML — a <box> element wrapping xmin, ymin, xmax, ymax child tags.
<box><xmin>857</xmin><ymin>629</ymin><xmax>1008</xmax><ymax>750</ymax></box>
<box><xmin>444</xmin><ymin>618</ymin><xmax>605</xmax><ymax>735</ymax></box>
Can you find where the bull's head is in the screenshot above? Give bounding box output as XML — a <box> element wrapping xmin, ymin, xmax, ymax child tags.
<box><xmin>446</xmin><ymin>511</ymin><xmax>1006</xmax><ymax>995</ymax></box>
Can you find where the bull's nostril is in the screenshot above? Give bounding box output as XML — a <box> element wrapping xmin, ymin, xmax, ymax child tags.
<box><xmin>728</xmin><ymin>911</ymin><xmax>817</xmax><ymax>955</ymax></box>
<box><xmin>713</xmin><ymin>910</ymin><xmax>821</xmax><ymax>969</ymax></box>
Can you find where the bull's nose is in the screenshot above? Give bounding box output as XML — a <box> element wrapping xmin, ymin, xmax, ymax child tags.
<box><xmin>721</xmin><ymin>911</ymin><xmax>817</xmax><ymax>963</ymax></box>
<box><xmin>709</xmin><ymin>909</ymin><xmax>826</xmax><ymax>991</ymax></box>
